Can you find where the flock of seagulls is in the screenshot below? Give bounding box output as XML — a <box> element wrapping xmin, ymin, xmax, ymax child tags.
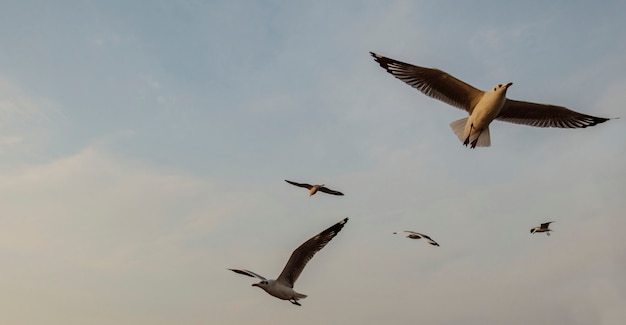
<box><xmin>229</xmin><ymin>51</ymin><xmax>613</xmax><ymax>306</ymax></box>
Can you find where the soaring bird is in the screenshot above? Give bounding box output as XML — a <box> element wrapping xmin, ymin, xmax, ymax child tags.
<box><xmin>229</xmin><ymin>218</ymin><xmax>348</xmax><ymax>306</ymax></box>
<box><xmin>285</xmin><ymin>180</ymin><xmax>344</xmax><ymax>196</ymax></box>
<box><xmin>394</xmin><ymin>231</ymin><xmax>440</xmax><ymax>246</ymax></box>
<box><xmin>370</xmin><ymin>52</ymin><xmax>613</xmax><ymax>148</ymax></box>
<box><xmin>530</xmin><ymin>221</ymin><xmax>554</xmax><ymax>236</ymax></box>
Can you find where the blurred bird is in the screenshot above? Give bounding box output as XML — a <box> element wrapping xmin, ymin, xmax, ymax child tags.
<box><xmin>394</xmin><ymin>231</ymin><xmax>440</xmax><ymax>246</ymax></box>
<box><xmin>530</xmin><ymin>221</ymin><xmax>554</xmax><ymax>236</ymax></box>
<box><xmin>285</xmin><ymin>180</ymin><xmax>344</xmax><ymax>196</ymax></box>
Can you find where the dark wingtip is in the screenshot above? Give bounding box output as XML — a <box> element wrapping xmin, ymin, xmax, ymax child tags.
<box><xmin>370</xmin><ymin>52</ymin><xmax>390</xmax><ymax>69</ymax></box>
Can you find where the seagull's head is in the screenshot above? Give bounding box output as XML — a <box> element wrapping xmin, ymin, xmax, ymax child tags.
<box><xmin>252</xmin><ymin>280</ymin><xmax>269</xmax><ymax>288</ymax></box>
<box><xmin>492</xmin><ymin>82</ymin><xmax>513</xmax><ymax>92</ymax></box>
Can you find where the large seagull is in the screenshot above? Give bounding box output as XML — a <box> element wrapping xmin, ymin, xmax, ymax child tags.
<box><xmin>229</xmin><ymin>218</ymin><xmax>348</xmax><ymax>306</ymax></box>
<box><xmin>370</xmin><ymin>52</ymin><xmax>613</xmax><ymax>148</ymax></box>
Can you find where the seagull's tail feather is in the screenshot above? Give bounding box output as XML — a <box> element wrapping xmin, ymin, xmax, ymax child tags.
<box><xmin>449</xmin><ymin>117</ymin><xmax>468</xmax><ymax>143</ymax></box>
<box><xmin>295</xmin><ymin>292</ymin><xmax>307</xmax><ymax>299</ymax></box>
<box><xmin>475</xmin><ymin>126</ymin><xmax>491</xmax><ymax>147</ymax></box>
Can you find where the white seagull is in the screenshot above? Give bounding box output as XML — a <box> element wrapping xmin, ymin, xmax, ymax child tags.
<box><xmin>394</xmin><ymin>231</ymin><xmax>440</xmax><ymax>246</ymax></box>
<box><xmin>371</xmin><ymin>52</ymin><xmax>613</xmax><ymax>148</ymax></box>
<box><xmin>229</xmin><ymin>218</ymin><xmax>348</xmax><ymax>306</ymax></box>
<box><xmin>285</xmin><ymin>180</ymin><xmax>344</xmax><ymax>196</ymax></box>
<box><xmin>530</xmin><ymin>221</ymin><xmax>554</xmax><ymax>236</ymax></box>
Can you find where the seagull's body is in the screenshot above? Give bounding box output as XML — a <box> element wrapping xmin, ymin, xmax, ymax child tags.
<box><xmin>394</xmin><ymin>231</ymin><xmax>440</xmax><ymax>246</ymax></box>
<box><xmin>229</xmin><ymin>218</ymin><xmax>348</xmax><ymax>306</ymax></box>
<box><xmin>371</xmin><ymin>52</ymin><xmax>612</xmax><ymax>148</ymax></box>
<box><xmin>531</xmin><ymin>221</ymin><xmax>554</xmax><ymax>236</ymax></box>
<box><xmin>285</xmin><ymin>180</ymin><xmax>344</xmax><ymax>196</ymax></box>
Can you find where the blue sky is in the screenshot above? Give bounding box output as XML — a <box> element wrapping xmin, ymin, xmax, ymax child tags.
<box><xmin>1</xmin><ymin>1</ymin><xmax>625</xmax><ymax>324</ymax></box>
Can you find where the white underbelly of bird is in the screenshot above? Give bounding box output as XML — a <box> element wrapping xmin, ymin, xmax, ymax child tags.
<box><xmin>259</xmin><ymin>280</ymin><xmax>307</xmax><ymax>301</ymax></box>
<box><xmin>451</xmin><ymin>85</ymin><xmax>510</xmax><ymax>148</ymax></box>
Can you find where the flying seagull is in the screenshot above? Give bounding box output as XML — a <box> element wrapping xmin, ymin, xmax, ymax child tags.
<box><xmin>530</xmin><ymin>221</ymin><xmax>554</xmax><ymax>236</ymax></box>
<box><xmin>370</xmin><ymin>52</ymin><xmax>613</xmax><ymax>148</ymax></box>
<box><xmin>229</xmin><ymin>217</ymin><xmax>348</xmax><ymax>306</ymax></box>
<box><xmin>394</xmin><ymin>231</ymin><xmax>440</xmax><ymax>246</ymax></box>
<box><xmin>285</xmin><ymin>180</ymin><xmax>344</xmax><ymax>196</ymax></box>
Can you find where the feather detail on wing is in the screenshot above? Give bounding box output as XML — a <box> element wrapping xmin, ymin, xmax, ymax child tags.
<box><xmin>370</xmin><ymin>52</ymin><xmax>484</xmax><ymax>113</ymax></box>
<box><xmin>276</xmin><ymin>218</ymin><xmax>348</xmax><ymax>288</ymax></box>
<box><xmin>497</xmin><ymin>100</ymin><xmax>610</xmax><ymax>128</ymax></box>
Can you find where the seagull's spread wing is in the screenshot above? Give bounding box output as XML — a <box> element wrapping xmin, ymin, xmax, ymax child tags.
<box><xmin>318</xmin><ymin>186</ymin><xmax>344</xmax><ymax>196</ymax></box>
<box><xmin>540</xmin><ymin>221</ymin><xmax>554</xmax><ymax>229</ymax></box>
<box><xmin>276</xmin><ymin>218</ymin><xmax>349</xmax><ymax>288</ymax></box>
<box><xmin>285</xmin><ymin>180</ymin><xmax>313</xmax><ymax>190</ymax></box>
<box><xmin>420</xmin><ymin>234</ymin><xmax>440</xmax><ymax>246</ymax></box>
<box><xmin>497</xmin><ymin>100</ymin><xmax>610</xmax><ymax>128</ymax></box>
<box><xmin>370</xmin><ymin>52</ymin><xmax>484</xmax><ymax>113</ymax></box>
<box><xmin>228</xmin><ymin>268</ymin><xmax>267</xmax><ymax>281</ymax></box>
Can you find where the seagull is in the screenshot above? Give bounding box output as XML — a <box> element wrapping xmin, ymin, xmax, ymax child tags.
<box><xmin>394</xmin><ymin>231</ymin><xmax>440</xmax><ymax>246</ymax></box>
<box><xmin>370</xmin><ymin>52</ymin><xmax>613</xmax><ymax>148</ymax></box>
<box><xmin>229</xmin><ymin>218</ymin><xmax>348</xmax><ymax>306</ymax></box>
<box><xmin>530</xmin><ymin>221</ymin><xmax>554</xmax><ymax>236</ymax></box>
<box><xmin>285</xmin><ymin>180</ymin><xmax>344</xmax><ymax>196</ymax></box>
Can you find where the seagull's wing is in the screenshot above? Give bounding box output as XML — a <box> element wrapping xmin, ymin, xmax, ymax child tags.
<box><xmin>228</xmin><ymin>268</ymin><xmax>267</xmax><ymax>281</ymax></box>
<box><xmin>540</xmin><ymin>221</ymin><xmax>554</xmax><ymax>229</ymax></box>
<box><xmin>285</xmin><ymin>180</ymin><xmax>313</xmax><ymax>190</ymax></box>
<box><xmin>396</xmin><ymin>230</ymin><xmax>419</xmax><ymax>239</ymax></box>
<box><xmin>497</xmin><ymin>100</ymin><xmax>611</xmax><ymax>128</ymax></box>
<box><xmin>420</xmin><ymin>234</ymin><xmax>440</xmax><ymax>246</ymax></box>
<box><xmin>318</xmin><ymin>186</ymin><xmax>344</xmax><ymax>196</ymax></box>
<box><xmin>276</xmin><ymin>218</ymin><xmax>349</xmax><ymax>288</ymax></box>
<box><xmin>370</xmin><ymin>52</ymin><xmax>484</xmax><ymax>113</ymax></box>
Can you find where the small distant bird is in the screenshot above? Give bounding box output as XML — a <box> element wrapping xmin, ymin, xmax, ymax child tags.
<box><xmin>285</xmin><ymin>180</ymin><xmax>344</xmax><ymax>196</ymax></box>
<box><xmin>370</xmin><ymin>52</ymin><xmax>613</xmax><ymax>148</ymax></box>
<box><xmin>229</xmin><ymin>218</ymin><xmax>348</xmax><ymax>306</ymax></box>
<box><xmin>394</xmin><ymin>231</ymin><xmax>440</xmax><ymax>246</ymax></box>
<box><xmin>530</xmin><ymin>221</ymin><xmax>554</xmax><ymax>236</ymax></box>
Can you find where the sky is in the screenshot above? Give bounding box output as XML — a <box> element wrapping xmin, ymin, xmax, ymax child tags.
<box><xmin>1</xmin><ymin>1</ymin><xmax>625</xmax><ymax>324</ymax></box>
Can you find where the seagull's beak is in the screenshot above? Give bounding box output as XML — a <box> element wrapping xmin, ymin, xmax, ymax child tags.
<box><xmin>505</xmin><ymin>82</ymin><xmax>513</xmax><ymax>88</ymax></box>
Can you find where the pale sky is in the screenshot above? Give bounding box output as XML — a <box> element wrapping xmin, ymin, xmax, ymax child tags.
<box><xmin>1</xmin><ymin>1</ymin><xmax>625</xmax><ymax>324</ymax></box>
